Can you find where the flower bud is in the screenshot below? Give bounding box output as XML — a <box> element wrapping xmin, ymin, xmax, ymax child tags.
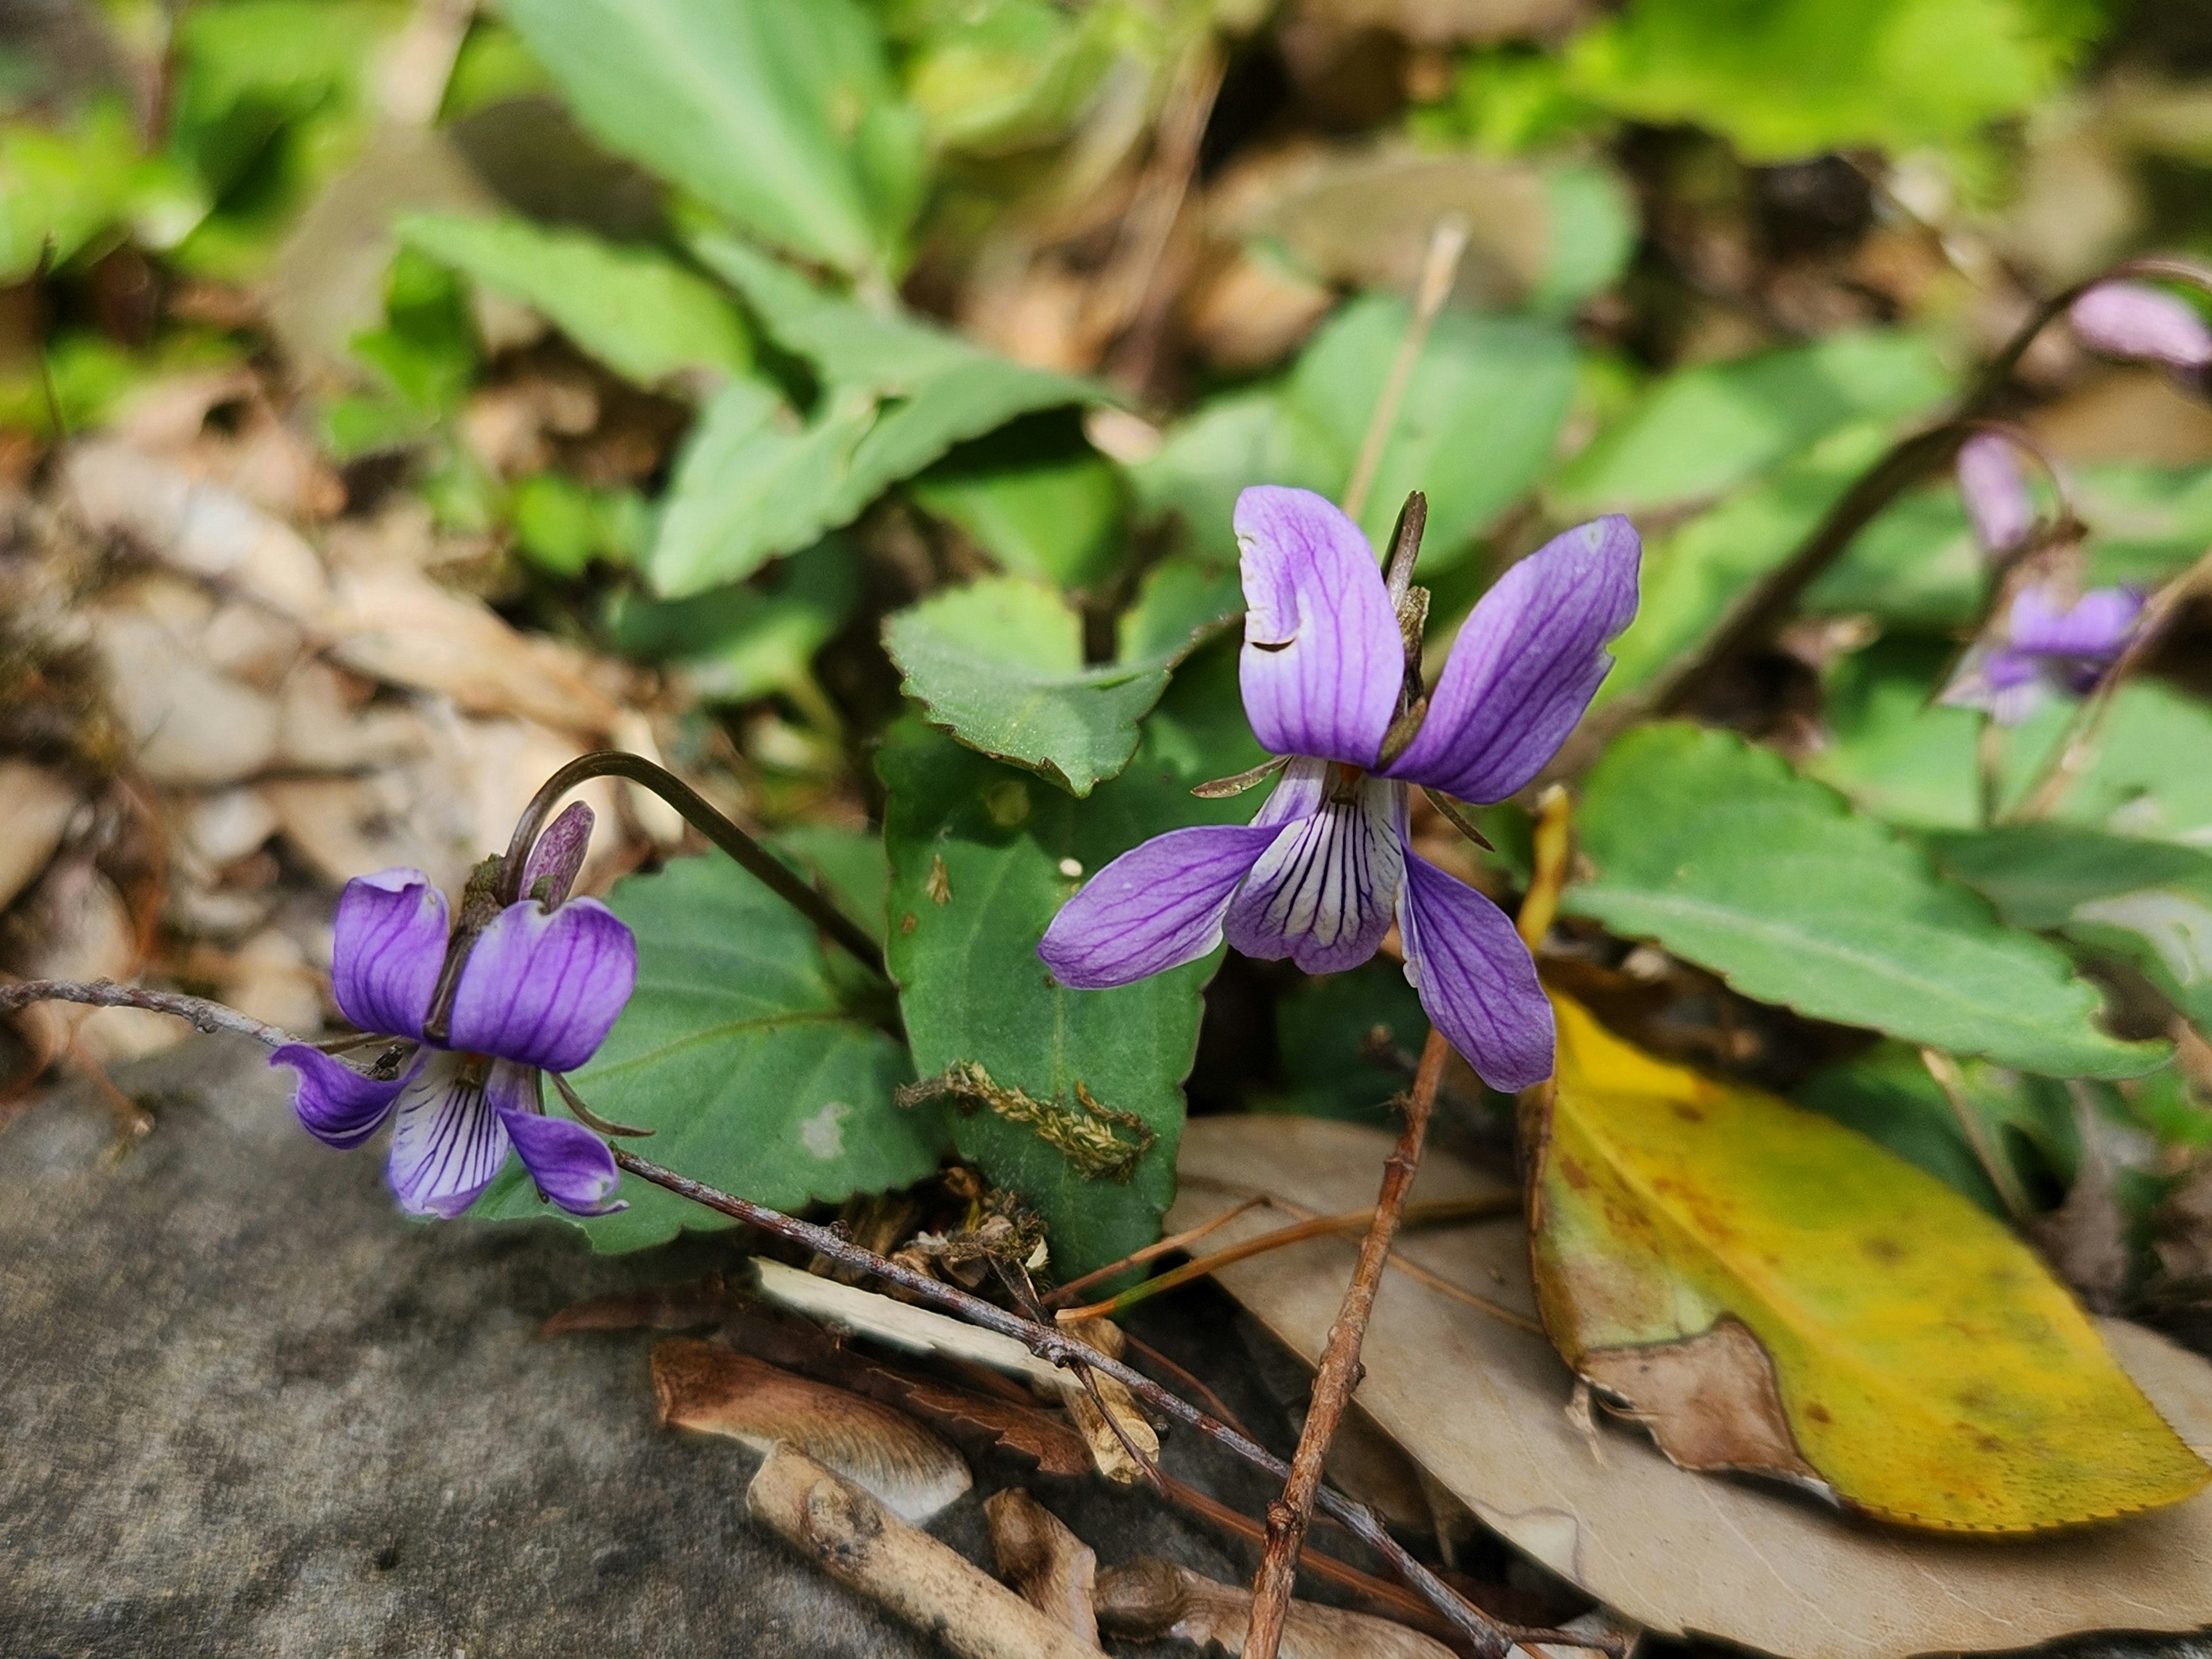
<box><xmin>2069</xmin><ymin>281</ymin><xmax>2212</xmax><ymax>369</ymax></box>
<box><xmin>1955</xmin><ymin>433</ymin><xmax>2032</xmax><ymax>558</ymax></box>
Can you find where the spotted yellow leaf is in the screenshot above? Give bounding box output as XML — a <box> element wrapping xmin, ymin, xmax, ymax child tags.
<box><xmin>1527</xmin><ymin>993</ymin><xmax>2210</xmax><ymax>1532</ymax></box>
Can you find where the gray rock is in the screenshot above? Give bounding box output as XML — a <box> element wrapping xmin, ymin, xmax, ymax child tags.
<box><xmin>0</xmin><ymin>1038</ymin><xmax>1254</xmax><ymax>1658</ymax></box>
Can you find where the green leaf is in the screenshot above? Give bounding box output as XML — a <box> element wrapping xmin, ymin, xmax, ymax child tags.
<box><xmin>1599</xmin><ymin>421</ymin><xmax>1890</xmax><ymax>704</ymax></box>
<box><xmin>1566</xmin><ymin>723</ymin><xmax>2168</xmax><ymax>1080</ymax></box>
<box><xmin>1132</xmin><ymin>296</ymin><xmax>1575</xmax><ymax>573</ymax></box>
<box><xmin>647</xmin><ymin>378</ymin><xmax>878</xmax><ymax>598</ymax></box>
<box><xmin>878</xmin><ymin>645</ymin><xmax>1266</xmax><ymax>1277</ymax></box>
<box><xmin>1794</xmin><ymin>1043</ymin><xmax>2012</xmax><ymax>1217</ymax></box>
<box><xmin>647</xmin><ymin>238</ymin><xmax>1099</xmax><ymax>596</ymax></box>
<box><xmin>883</xmin><ymin>577</ymin><xmax>1174</xmax><ymax>796</ymax></box>
<box><xmin>1930</xmin><ymin>823</ymin><xmax>2212</xmax><ymax>1035</ymax></box>
<box><xmin>1283</xmin><ymin>295</ymin><xmax>1577</xmax><ymax>572</ymax></box>
<box><xmin>502</xmin><ymin>0</ymin><xmax>922</xmax><ymax>275</ymax></box>
<box><xmin>472</xmin><ymin>852</ymin><xmax>941</xmax><ymax>1250</ymax></box>
<box><xmin>395</xmin><ymin>213</ymin><xmax>751</xmax><ymax>387</ymax></box>
<box><xmin>897</xmin><ymin>0</ymin><xmax>1126</xmax><ymax>154</ymax></box>
<box><xmin>1550</xmin><ymin>329</ymin><xmax>1950</xmax><ymax>514</ymax></box>
<box><xmin>1115</xmin><ymin>555</ymin><xmax>1244</xmax><ymax>666</ymax></box>
<box><xmin>604</xmin><ymin>535</ymin><xmax>862</xmax><ymax>706</ymax></box>
<box><xmin>908</xmin><ymin>415</ymin><xmax>1124</xmax><ymax>590</ymax></box>
<box><xmin>775</xmin><ymin>824</ymin><xmax>892</xmax><ymax>946</ymax></box>
<box><xmin>1564</xmin><ymin>0</ymin><xmax>2095</xmax><ymax>162</ymax></box>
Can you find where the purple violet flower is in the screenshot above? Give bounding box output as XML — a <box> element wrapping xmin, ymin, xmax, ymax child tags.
<box><xmin>1038</xmin><ymin>486</ymin><xmax>1640</xmax><ymax>1092</ymax></box>
<box><xmin>1955</xmin><ymin>432</ymin><xmax>2033</xmax><ymax>559</ymax></box>
<box><xmin>270</xmin><ymin>802</ymin><xmax>638</xmax><ymax>1218</ymax></box>
<box><xmin>1940</xmin><ymin>582</ymin><xmax>2145</xmax><ymax>726</ymax></box>
<box><xmin>2069</xmin><ymin>281</ymin><xmax>2212</xmax><ymax>369</ymax></box>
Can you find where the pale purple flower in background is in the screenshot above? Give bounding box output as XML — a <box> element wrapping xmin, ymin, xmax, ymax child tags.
<box><xmin>1039</xmin><ymin>486</ymin><xmax>1640</xmax><ymax>1091</ymax></box>
<box><xmin>270</xmin><ymin>803</ymin><xmax>637</xmax><ymax>1218</ymax></box>
<box><xmin>1955</xmin><ymin>432</ymin><xmax>2033</xmax><ymax>559</ymax></box>
<box><xmin>2069</xmin><ymin>281</ymin><xmax>2212</xmax><ymax>369</ymax></box>
<box><xmin>1941</xmin><ymin>583</ymin><xmax>2144</xmax><ymax>726</ymax></box>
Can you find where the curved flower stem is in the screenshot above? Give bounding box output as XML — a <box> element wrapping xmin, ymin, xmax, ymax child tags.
<box><xmin>499</xmin><ymin>750</ymin><xmax>886</xmax><ymax>978</ymax></box>
<box><xmin>1628</xmin><ymin>255</ymin><xmax>2212</xmax><ymax>731</ymax></box>
<box><xmin>1344</xmin><ymin>218</ymin><xmax>1471</xmax><ymax>523</ymax></box>
<box><xmin>609</xmin><ymin>1147</ymin><xmax>1568</xmax><ymax>1659</ymax></box>
<box><xmin>0</xmin><ymin>978</ymin><xmax>289</xmax><ymax>1046</ymax></box>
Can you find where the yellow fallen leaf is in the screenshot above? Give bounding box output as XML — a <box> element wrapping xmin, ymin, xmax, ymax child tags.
<box><xmin>1530</xmin><ymin>993</ymin><xmax>2210</xmax><ymax>1532</ymax></box>
<box><xmin>1169</xmin><ymin>1117</ymin><xmax>2212</xmax><ymax>1659</ymax></box>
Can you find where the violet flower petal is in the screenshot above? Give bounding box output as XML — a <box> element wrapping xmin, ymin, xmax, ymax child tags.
<box><xmin>1956</xmin><ymin>433</ymin><xmax>2033</xmax><ymax>558</ymax></box>
<box><xmin>1397</xmin><ymin>853</ymin><xmax>1552</xmax><ymax>1092</ymax></box>
<box><xmin>2070</xmin><ymin>281</ymin><xmax>2212</xmax><ymax>368</ymax></box>
<box><xmin>1386</xmin><ymin>515</ymin><xmax>1641</xmax><ymax>804</ymax></box>
<box><xmin>331</xmin><ymin>869</ymin><xmax>449</xmax><ymax>1041</ymax></box>
<box><xmin>2008</xmin><ymin>585</ymin><xmax>2143</xmax><ymax>661</ymax></box>
<box><xmin>386</xmin><ymin>1052</ymin><xmax>511</xmax><ymax>1218</ymax></box>
<box><xmin>1234</xmin><ymin>486</ymin><xmax>1404</xmax><ymax>768</ymax></box>
<box><xmin>1039</xmin><ymin>824</ymin><xmax>1279</xmax><ymax>989</ymax></box>
<box><xmin>1225</xmin><ymin>776</ymin><xmax>1404</xmax><ymax>975</ymax></box>
<box><xmin>520</xmin><ymin>801</ymin><xmax>595</xmax><ymax>908</ymax></box>
<box><xmin>1938</xmin><ymin>646</ymin><xmax>2050</xmax><ymax>726</ymax></box>
<box><xmin>270</xmin><ymin>1042</ymin><xmax>419</xmax><ymax>1149</ymax></box>
<box><xmin>499</xmin><ymin>1104</ymin><xmax>625</xmax><ymax>1216</ymax></box>
<box><xmin>448</xmin><ymin>896</ymin><xmax>638</xmax><ymax>1072</ymax></box>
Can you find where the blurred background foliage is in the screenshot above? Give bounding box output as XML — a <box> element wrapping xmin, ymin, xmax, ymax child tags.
<box><xmin>7</xmin><ymin>0</ymin><xmax>2212</xmax><ymax>1296</ymax></box>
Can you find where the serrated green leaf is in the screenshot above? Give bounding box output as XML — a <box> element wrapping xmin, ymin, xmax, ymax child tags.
<box><xmin>648</xmin><ymin>378</ymin><xmax>877</xmax><ymax>597</ymax></box>
<box><xmin>503</xmin><ymin>0</ymin><xmax>921</xmax><ymax>275</ymax></box>
<box><xmin>878</xmin><ymin>646</ymin><xmax>1266</xmax><ymax>1277</ymax></box>
<box><xmin>1599</xmin><ymin>421</ymin><xmax>1891</xmax><ymax>704</ymax></box>
<box><xmin>1930</xmin><ymin>823</ymin><xmax>2212</xmax><ymax>1034</ymax></box>
<box><xmin>605</xmin><ymin>535</ymin><xmax>861</xmax><ymax>705</ymax></box>
<box><xmin>395</xmin><ymin>213</ymin><xmax>751</xmax><ymax>387</ymax></box>
<box><xmin>1566</xmin><ymin>724</ymin><xmax>2167</xmax><ymax>1079</ymax></box>
<box><xmin>647</xmin><ymin>239</ymin><xmax>1099</xmax><ymax>596</ymax></box>
<box><xmin>1563</xmin><ymin>0</ymin><xmax>2093</xmax><ymax>162</ymax></box>
<box><xmin>1116</xmin><ymin>555</ymin><xmax>1244</xmax><ymax>666</ymax></box>
<box><xmin>883</xmin><ymin>577</ymin><xmax>1172</xmax><ymax>796</ymax></box>
<box><xmin>1131</xmin><ymin>296</ymin><xmax>1575</xmax><ymax>572</ymax></box>
<box><xmin>472</xmin><ymin>853</ymin><xmax>941</xmax><ymax>1251</ymax></box>
<box><xmin>908</xmin><ymin>415</ymin><xmax>1124</xmax><ymax>589</ymax></box>
<box><xmin>1550</xmin><ymin>329</ymin><xmax>1949</xmax><ymax>514</ymax></box>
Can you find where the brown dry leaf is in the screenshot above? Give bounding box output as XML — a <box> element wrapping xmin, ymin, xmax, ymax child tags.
<box><xmin>1209</xmin><ymin>142</ymin><xmax>1552</xmax><ymax>308</ymax></box>
<box><xmin>1179</xmin><ymin>246</ymin><xmax>1335</xmax><ymax>372</ymax></box>
<box><xmin>0</xmin><ymin>760</ymin><xmax>81</xmax><ymax>912</ymax></box>
<box><xmin>319</xmin><ymin>564</ymin><xmax>624</xmax><ymax>735</ymax></box>
<box><xmin>653</xmin><ymin>1338</ymin><xmax>973</xmax><ymax>1524</ymax></box>
<box><xmin>1055</xmin><ymin>1315</ymin><xmax>1160</xmax><ymax>1486</ymax></box>
<box><xmin>63</xmin><ymin>441</ymin><xmax>330</xmax><ymax>620</ymax></box>
<box><xmin>1168</xmin><ymin>1116</ymin><xmax>2212</xmax><ymax>1659</ymax></box>
<box><xmin>984</xmin><ymin>1489</ymin><xmax>1100</xmax><ymax>1646</ymax></box>
<box><xmin>2157</xmin><ymin>1157</ymin><xmax>2212</xmax><ymax>1287</ymax></box>
<box><xmin>88</xmin><ymin>597</ymin><xmax>285</xmax><ymax>787</ymax></box>
<box><xmin>1093</xmin><ymin>1555</ymin><xmax>1453</xmax><ymax>1659</ymax></box>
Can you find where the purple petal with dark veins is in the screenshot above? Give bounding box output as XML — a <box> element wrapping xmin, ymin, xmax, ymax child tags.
<box><xmin>331</xmin><ymin>869</ymin><xmax>449</xmax><ymax>1041</ymax></box>
<box><xmin>270</xmin><ymin>1042</ymin><xmax>418</xmax><ymax>1148</ymax></box>
<box><xmin>1386</xmin><ymin>515</ymin><xmax>1640</xmax><ymax>804</ymax></box>
<box><xmin>448</xmin><ymin>897</ymin><xmax>638</xmax><ymax>1071</ymax></box>
<box><xmin>1039</xmin><ymin>824</ymin><xmax>1278</xmax><ymax>988</ymax></box>
<box><xmin>2070</xmin><ymin>282</ymin><xmax>2212</xmax><ymax>368</ymax></box>
<box><xmin>1234</xmin><ymin>486</ymin><xmax>1404</xmax><ymax>767</ymax></box>
<box><xmin>501</xmin><ymin>1103</ymin><xmax>625</xmax><ymax>1215</ymax></box>
<box><xmin>1225</xmin><ymin>775</ymin><xmax>1404</xmax><ymax>975</ymax></box>
<box><xmin>1397</xmin><ymin>854</ymin><xmax>1552</xmax><ymax>1092</ymax></box>
<box><xmin>520</xmin><ymin>801</ymin><xmax>595</xmax><ymax>908</ymax></box>
<box><xmin>386</xmin><ymin>1052</ymin><xmax>511</xmax><ymax>1218</ymax></box>
<box><xmin>1956</xmin><ymin>433</ymin><xmax>2032</xmax><ymax>558</ymax></box>
<box><xmin>2008</xmin><ymin>584</ymin><xmax>2142</xmax><ymax>662</ymax></box>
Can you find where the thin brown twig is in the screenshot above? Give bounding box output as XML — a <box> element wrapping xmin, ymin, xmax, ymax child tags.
<box><xmin>612</xmin><ymin>1149</ymin><xmax>1556</xmax><ymax>1659</ymax></box>
<box><xmin>1052</xmin><ymin>1195</ymin><xmax>1517</xmax><ymax>1325</ymax></box>
<box><xmin>0</xmin><ymin>978</ymin><xmax>289</xmax><ymax>1047</ymax></box>
<box><xmin>1121</xmin><ymin>1329</ymin><xmax>1254</xmax><ymax>1442</ymax></box>
<box><xmin>1241</xmin><ymin>1031</ymin><xmax>1453</xmax><ymax>1659</ymax></box>
<box><xmin>1044</xmin><ymin>1195</ymin><xmax>1267</xmax><ymax>1308</ymax></box>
